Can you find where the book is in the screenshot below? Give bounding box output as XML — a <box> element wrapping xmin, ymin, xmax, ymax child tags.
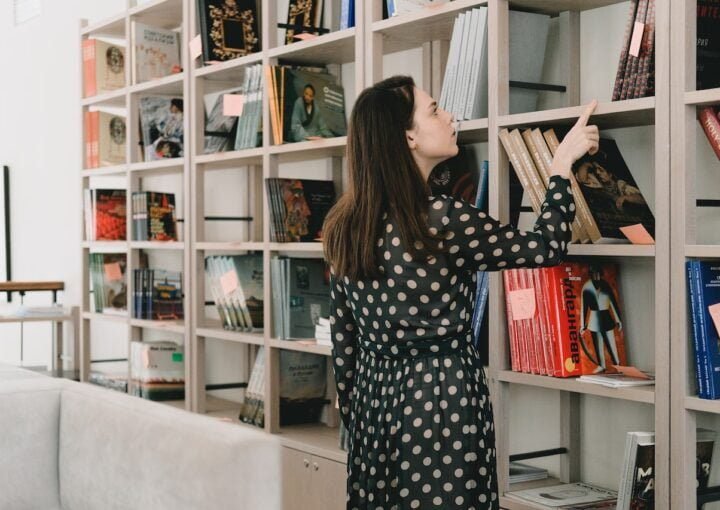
<box><xmin>340</xmin><ymin>0</ymin><xmax>355</xmax><ymax>29</ymax></box>
<box><xmin>133</xmin><ymin>268</ymin><xmax>184</xmax><ymax>321</ymax></box>
<box><xmin>138</xmin><ymin>96</ymin><xmax>184</xmax><ymax>161</ymax></box>
<box><xmin>203</xmin><ymin>86</ymin><xmax>242</xmax><ymax>154</ymax></box>
<box><xmin>570</xmin><ymin>138</ymin><xmax>655</xmax><ymax>243</ymax></box>
<box><xmin>284</xmin><ymin>0</ymin><xmax>324</xmax><ymax>44</ymax></box>
<box><xmin>85</xmin><ymin>189</ymin><xmax>126</xmax><ymax>241</ymax></box>
<box><xmin>131</xmin><ymin>22</ymin><xmax>181</xmax><ymax>84</ymax></box>
<box><xmin>205</xmin><ymin>254</ymin><xmax>264</xmax><ymax>331</ymax></box>
<box><xmin>578</xmin><ymin>373</ymin><xmax>655</xmax><ymax>388</ymax></box>
<box><xmin>427</xmin><ymin>144</ymin><xmax>479</xmax><ymax>202</ymax></box>
<box><xmin>89</xmin><ymin>253</ymin><xmax>127</xmax><ymax>314</ymax></box>
<box><xmin>509</xmin><ymin>462</ymin><xmax>548</xmax><ymax>484</ymax></box>
<box><xmin>268</xmin><ymin>66</ymin><xmax>347</xmax><ymax>144</ymax></box>
<box><xmin>698</xmin><ymin>106</ymin><xmax>720</xmax><ymax>161</ymax></box>
<box><xmin>698</xmin><ymin>0</ymin><xmax>720</xmax><ymax>90</ymax></box>
<box><xmin>130</xmin><ymin>340</ymin><xmax>184</xmax><ymax>383</ymax></box>
<box><xmin>505</xmin><ymin>482</ymin><xmax>617</xmax><ymax>509</ymax></box>
<box><xmin>265</xmin><ymin>178</ymin><xmax>336</xmax><ymax>242</ymax></box>
<box><xmin>197</xmin><ymin>0</ymin><xmax>260</xmax><ymax>63</ymax></box>
<box><xmin>131</xmin><ymin>191</ymin><xmax>178</xmax><ymax>242</ymax></box>
<box><xmin>82</xmin><ymin>38</ymin><xmax>125</xmax><ymax>98</ymax></box>
<box><xmin>686</xmin><ymin>260</ymin><xmax>720</xmax><ymax>399</ymax></box>
<box><xmin>97</xmin><ymin>111</ymin><xmax>126</xmax><ymax>166</ymax></box>
<box><xmin>279</xmin><ymin>350</ymin><xmax>327</xmax><ymax>426</ymax></box>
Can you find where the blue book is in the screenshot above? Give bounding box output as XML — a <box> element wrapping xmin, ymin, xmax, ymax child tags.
<box><xmin>471</xmin><ymin>160</ymin><xmax>489</xmax><ymax>349</ymax></box>
<box><xmin>689</xmin><ymin>260</ymin><xmax>720</xmax><ymax>399</ymax></box>
<box><xmin>688</xmin><ymin>261</ymin><xmax>708</xmax><ymax>398</ymax></box>
<box><xmin>387</xmin><ymin>0</ymin><xmax>396</xmax><ymax>17</ymax></box>
<box><xmin>340</xmin><ymin>0</ymin><xmax>355</xmax><ymax>29</ymax></box>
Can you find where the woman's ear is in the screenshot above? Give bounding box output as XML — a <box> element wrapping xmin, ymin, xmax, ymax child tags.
<box><xmin>406</xmin><ymin>130</ymin><xmax>417</xmax><ymax>150</ymax></box>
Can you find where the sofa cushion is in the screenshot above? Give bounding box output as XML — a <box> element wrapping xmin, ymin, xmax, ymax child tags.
<box><xmin>59</xmin><ymin>383</ymin><xmax>281</xmax><ymax>510</ymax></box>
<box><xmin>0</xmin><ymin>379</ymin><xmax>64</xmax><ymax>510</ymax></box>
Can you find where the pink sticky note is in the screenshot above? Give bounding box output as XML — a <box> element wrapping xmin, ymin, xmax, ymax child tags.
<box><xmin>293</xmin><ymin>32</ymin><xmax>318</xmax><ymax>41</ymax></box>
<box><xmin>508</xmin><ymin>288</ymin><xmax>536</xmax><ymax>320</ymax></box>
<box><xmin>619</xmin><ymin>223</ymin><xmax>655</xmax><ymax>245</ymax></box>
<box><xmin>612</xmin><ymin>365</ymin><xmax>652</xmax><ymax>380</ymax></box>
<box><xmin>189</xmin><ymin>35</ymin><xmax>202</xmax><ymax>60</ymax></box>
<box><xmin>104</xmin><ymin>262</ymin><xmax>122</xmax><ymax>281</ymax></box>
<box><xmin>142</xmin><ymin>350</ymin><xmax>150</xmax><ymax>368</ymax></box>
<box><xmin>629</xmin><ymin>22</ymin><xmax>645</xmax><ymax>57</ymax></box>
<box><xmin>223</xmin><ymin>94</ymin><xmax>245</xmax><ymax>116</ymax></box>
<box><xmin>220</xmin><ymin>269</ymin><xmax>239</xmax><ymax>295</ymax></box>
<box><xmin>708</xmin><ymin>303</ymin><xmax>720</xmax><ymax>337</ymax></box>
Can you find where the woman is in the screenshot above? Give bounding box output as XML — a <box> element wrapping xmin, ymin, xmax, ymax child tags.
<box><xmin>323</xmin><ymin>75</ymin><xmax>599</xmax><ymax>509</ymax></box>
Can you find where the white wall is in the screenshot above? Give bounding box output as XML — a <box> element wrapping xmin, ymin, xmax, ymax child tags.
<box><xmin>0</xmin><ymin>1</ymin><xmax>126</xmax><ymax>367</ymax></box>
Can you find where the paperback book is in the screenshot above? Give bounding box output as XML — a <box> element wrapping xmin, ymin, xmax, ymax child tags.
<box><xmin>138</xmin><ymin>96</ymin><xmax>184</xmax><ymax>161</ymax></box>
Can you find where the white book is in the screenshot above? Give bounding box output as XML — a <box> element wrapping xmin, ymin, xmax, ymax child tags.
<box><xmin>617</xmin><ymin>431</ymin><xmax>654</xmax><ymax>509</ymax></box>
<box><xmin>131</xmin><ymin>21</ymin><xmax>181</xmax><ymax>84</ymax></box>
<box><xmin>438</xmin><ymin>15</ymin><xmax>462</xmax><ymax>112</ymax></box>
<box><xmin>450</xmin><ymin>11</ymin><xmax>472</xmax><ymax>118</ymax></box>
<box><xmin>455</xmin><ymin>8</ymin><xmax>480</xmax><ymax>120</ymax></box>
<box><xmin>506</xmin><ymin>482</ymin><xmax>617</xmax><ymax>508</ymax></box>
<box><xmin>465</xmin><ymin>7</ymin><xmax>488</xmax><ymax>120</ymax></box>
<box><xmin>393</xmin><ymin>0</ymin><xmax>449</xmax><ymax>15</ymax></box>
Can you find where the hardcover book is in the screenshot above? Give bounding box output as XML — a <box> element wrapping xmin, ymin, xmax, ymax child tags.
<box><xmin>284</xmin><ymin>0</ymin><xmax>324</xmax><ymax>44</ymax></box>
<box><xmin>197</xmin><ymin>0</ymin><xmax>260</xmax><ymax>62</ymax></box>
<box><xmin>97</xmin><ymin>111</ymin><xmax>126</xmax><ymax>167</ymax></box>
<box><xmin>570</xmin><ymin>138</ymin><xmax>655</xmax><ymax>243</ymax></box>
<box><xmin>265</xmin><ymin>178</ymin><xmax>336</xmax><ymax>242</ymax></box>
<box><xmin>698</xmin><ymin>106</ymin><xmax>720</xmax><ymax>161</ymax></box>
<box><xmin>687</xmin><ymin>260</ymin><xmax>720</xmax><ymax>399</ymax></box>
<box><xmin>131</xmin><ymin>22</ymin><xmax>181</xmax><ymax>83</ymax></box>
<box><xmin>138</xmin><ymin>96</ymin><xmax>184</xmax><ymax>161</ymax></box>
<box><xmin>82</xmin><ymin>38</ymin><xmax>125</xmax><ymax>97</ymax></box>
<box><xmin>698</xmin><ymin>0</ymin><xmax>720</xmax><ymax>90</ymax></box>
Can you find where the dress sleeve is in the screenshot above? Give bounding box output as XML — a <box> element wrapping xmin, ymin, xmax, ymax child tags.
<box><xmin>429</xmin><ymin>175</ymin><xmax>576</xmax><ymax>272</ymax></box>
<box><xmin>329</xmin><ymin>272</ymin><xmax>357</xmax><ymax>430</ymax></box>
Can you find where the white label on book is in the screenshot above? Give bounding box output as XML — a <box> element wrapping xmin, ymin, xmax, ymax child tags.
<box><xmin>508</xmin><ymin>288</ymin><xmax>536</xmax><ymax>320</ymax></box>
<box><xmin>629</xmin><ymin>22</ymin><xmax>645</xmax><ymax>57</ymax></box>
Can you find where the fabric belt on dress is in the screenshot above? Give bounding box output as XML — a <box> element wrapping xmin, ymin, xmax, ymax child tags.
<box><xmin>358</xmin><ymin>336</ymin><xmax>468</xmax><ymax>360</ymax></box>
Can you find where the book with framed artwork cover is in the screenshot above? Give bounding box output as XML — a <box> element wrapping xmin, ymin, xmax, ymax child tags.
<box><xmin>197</xmin><ymin>0</ymin><xmax>260</xmax><ymax>63</ymax></box>
<box><xmin>284</xmin><ymin>0</ymin><xmax>324</xmax><ymax>44</ymax></box>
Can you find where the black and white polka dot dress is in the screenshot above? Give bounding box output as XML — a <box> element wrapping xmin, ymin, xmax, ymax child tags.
<box><xmin>330</xmin><ymin>175</ymin><xmax>575</xmax><ymax>509</ymax></box>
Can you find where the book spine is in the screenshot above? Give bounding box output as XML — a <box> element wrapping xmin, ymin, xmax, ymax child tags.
<box><xmin>531</xmin><ymin>129</ymin><xmax>588</xmax><ymax>243</ymax></box>
<box><xmin>502</xmin><ymin>270</ymin><xmax>520</xmax><ymax>372</ymax></box>
<box><xmin>91</xmin><ymin>111</ymin><xmax>100</xmax><ymax>169</ymax></box>
<box><xmin>635</xmin><ymin>0</ymin><xmax>655</xmax><ymax>98</ymax></box>
<box><xmin>699</xmin><ymin>107</ymin><xmax>720</xmax><ymax>161</ymax></box>
<box><xmin>439</xmin><ymin>16</ymin><xmax>462</xmax><ymax>112</ymax></box>
<box><xmin>695</xmin><ymin>262</ymin><xmax>716</xmax><ymax>399</ymax></box>
<box><xmin>687</xmin><ymin>261</ymin><xmax>707</xmax><ymax>398</ymax></box>
<box><xmin>510</xmin><ymin>129</ymin><xmax>547</xmax><ymax>213</ymax></box>
<box><xmin>543</xmin><ymin>129</ymin><xmax>602</xmax><ymax>243</ymax></box>
<box><xmin>549</xmin><ymin>265</ymin><xmax>582</xmax><ymax>378</ymax></box>
<box><xmin>612</xmin><ymin>0</ymin><xmax>639</xmax><ymax>101</ymax></box>
<box><xmin>621</xmin><ymin>0</ymin><xmax>649</xmax><ymax>100</ymax></box>
<box><xmin>524</xmin><ymin>268</ymin><xmax>547</xmax><ymax>375</ymax></box>
<box><xmin>84</xmin><ymin>111</ymin><xmax>92</xmax><ymax>168</ymax></box>
<box><xmin>82</xmin><ymin>39</ymin><xmax>97</xmax><ymax>98</ymax></box>
<box><xmin>499</xmin><ymin>129</ymin><xmax>543</xmax><ymax>216</ymax></box>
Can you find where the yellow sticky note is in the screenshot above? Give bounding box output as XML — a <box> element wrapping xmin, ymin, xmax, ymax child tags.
<box><xmin>629</xmin><ymin>22</ymin><xmax>645</xmax><ymax>57</ymax></box>
<box><xmin>708</xmin><ymin>303</ymin><xmax>720</xmax><ymax>337</ymax></box>
<box><xmin>189</xmin><ymin>35</ymin><xmax>202</xmax><ymax>60</ymax></box>
<box><xmin>220</xmin><ymin>270</ymin><xmax>239</xmax><ymax>295</ymax></box>
<box><xmin>619</xmin><ymin>224</ymin><xmax>655</xmax><ymax>245</ymax></box>
<box><xmin>104</xmin><ymin>262</ymin><xmax>122</xmax><ymax>282</ymax></box>
<box><xmin>223</xmin><ymin>94</ymin><xmax>245</xmax><ymax>116</ymax></box>
<box><xmin>508</xmin><ymin>288</ymin><xmax>536</xmax><ymax>320</ymax></box>
<box><xmin>293</xmin><ymin>32</ymin><xmax>317</xmax><ymax>41</ymax></box>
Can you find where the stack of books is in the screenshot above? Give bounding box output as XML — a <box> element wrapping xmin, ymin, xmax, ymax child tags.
<box><xmin>206</xmin><ymin>254</ymin><xmax>264</xmax><ymax>332</ymax></box>
<box><xmin>129</xmin><ymin>341</ymin><xmax>185</xmax><ymax>401</ymax></box>
<box><xmin>611</xmin><ymin>0</ymin><xmax>656</xmax><ymax>101</ymax></box>
<box><xmin>315</xmin><ymin>317</ymin><xmax>331</xmax><ymax>347</ymax></box>
<box><xmin>265</xmin><ymin>178</ymin><xmax>336</xmax><ymax>243</ymax></box>
<box><xmin>505</xmin><ymin>482</ymin><xmax>617</xmax><ymax>509</ymax></box>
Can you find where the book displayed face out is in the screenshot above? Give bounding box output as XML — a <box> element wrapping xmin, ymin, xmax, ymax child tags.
<box><xmin>197</xmin><ymin>0</ymin><xmax>260</xmax><ymax>62</ymax></box>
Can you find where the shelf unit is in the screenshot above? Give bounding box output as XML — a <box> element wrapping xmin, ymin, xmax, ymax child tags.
<box><xmin>670</xmin><ymin>0</ymin><xmax>720</xmax><ymax>508</ymax></box>
<box><xmin>79</xmin><ymin>0</ymin><xmax>191</xmax><ymax>409</ymax></box>
<box><xmin>77</xmin><ymin>0</ymin><xmax>683</xmax><ymax>507</ymax></box>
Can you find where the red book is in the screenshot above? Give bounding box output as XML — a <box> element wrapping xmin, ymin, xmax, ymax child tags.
<box><xmin>699</xmin><ymin>106</ymin><xmax>720</xmax><ymax>161</ymax></box>
<box><xmin>534</xmin><ymin>268</ymin><xmax>558</xmax><ymax>377</ymax></box>
<box><xmin>82</xmin><ymin>39</ymin><xmax>97</xmax><ymax>98</ymax></box>
<box><xmin>503</xmin><ymin>271</ymin><xmax>520</xmax><ymax>372</ymax></box>
<box><xmin>545</xmin><ymin>264</ymin><xmax>583</xmax><ymax>378</ymax></box>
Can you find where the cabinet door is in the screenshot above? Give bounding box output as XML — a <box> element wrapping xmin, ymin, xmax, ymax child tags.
<box><xmin>282</xmin><ymin>447</ymin><xmax>312</xmax><ymax>510</ymax></box>
<box><xmin>310</xmin><ymin>456</ymin><xmax>347</xmax><ymax>510</ymax></box>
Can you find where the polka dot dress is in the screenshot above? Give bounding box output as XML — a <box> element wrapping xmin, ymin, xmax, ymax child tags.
<box><xmin>330</xmin><ymin>175</ymin><xmax>575</xmax><ymax>509</ymax></box>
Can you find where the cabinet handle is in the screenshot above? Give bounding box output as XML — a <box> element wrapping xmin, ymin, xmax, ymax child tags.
<box><xmin>313</xmin><ymin>462</ymin><xmax>319</xmax><ymax>471</ymax></box>
<box><xmin>303</xmin><ymin>459</ymin><xmax>310</xmax><ymax>468</ymax></box>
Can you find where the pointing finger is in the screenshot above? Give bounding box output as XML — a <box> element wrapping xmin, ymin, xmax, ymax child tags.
<box><xmin>575</xmin><ymin>99</ymin><xmax>598</xmax><ymax>127</ymax></box>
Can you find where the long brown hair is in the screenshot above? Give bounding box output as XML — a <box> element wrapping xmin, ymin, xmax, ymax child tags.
<box><xmin>323</xmin><ymin>76</ymin><xmax>444</xmax><ymax>281</ymax></box>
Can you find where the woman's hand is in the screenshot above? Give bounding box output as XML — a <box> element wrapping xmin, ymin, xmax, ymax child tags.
<box><xmin>550</xmin><ymin>100</ymin><xmax>600</xmax><ymax>179</ymax></box>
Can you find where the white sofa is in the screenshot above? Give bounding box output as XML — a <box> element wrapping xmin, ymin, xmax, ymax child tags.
<box><xmin>0</xmin><ymin>364</ymin><xmax>281</xmax><ymax>510</ymax></box>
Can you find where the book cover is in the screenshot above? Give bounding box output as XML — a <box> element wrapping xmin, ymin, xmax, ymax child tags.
<box><xmin>278</xmin><ymin>67</ymin><xmax>347</xmax><ymax>143</ymax></box>
<box><xmin>93</xmin><ymin>189</ymin><xmax>127</xmax><ymax>241</ymax></box>
<box><xmin>612</xmin><ymin>0</ymin><xmax>640</xmax><ymax>101</ymax></box>
<box><xmin>427</xmin><ymin>144</ymin><xmax>479</xmax><ymax>203</ymax></box>
<box><xmin>197</xmin><ymin>0</ymin><xmax>260</xmax><ymax>62</ymax></box>
<box><xmin>286</xmin><ymin>258</ymin><xmax>331</xmax><ymax>339</ymax></box>
<box><xmin>203</xmin><ymin>87</ymin><xmax>242</xmax><ymax>154</ymax></box>
<box><xmin>571</xmin><ymin>138</ymin><xmax>655</xmax><ymax>242</ymax></box>
<box><xmin>698</xmin><ymin>106</ymin><xmax>720</xmax><ymax>161</ymax></box>
<box><xmin>698</xmin><ymin>0</ymin><xmax>720</xmax><ymax>90</ymax></box>
<box><xmin>268</xmin><ymin>178</ymin><xmax>336</xmax><ymax>242</ymax></box>
<box><xmin>83</xmin><ymin>39</ymin><xmax>125</xmax><ymax>97</ymax></box>
<box><xmin>629</xmin><ymin>440</ymin><xmax>655</xmax><ymax>509</ymax></box>
<box><xmin>231</xmin><ymin>253</ymin><xmax>264</xmax><ymax>330</ymax></box>
<box><xmin>506</xmin><ymin>482</ymin><xmax>617</xmax><ymax>507</ymax></box>
<box><xmin>151</xmin><ymin>269</ymin><xmax>184</xmax><ymax>320</ymax></box>
<box><xmin>138</xmin><ymin>97</ymin><xmax>184</xmax><ymax>161</ymax></box>
<box><xmin>98</xmin><ymin>111</ymin><xmax>126</xmax><ymax>166</ymax></box>
<box><xmin>340</xmin><ymin>0</ymin><xmax>355</xmax><ymax>29</ymax></box>
<box><xmin>284</xmin><ymin>0</ymin><xmax>324</xmax><ymax>44</ymax></box>
<box><xmin>131</xmin><ymin>22</ymin><xmax>181</xmax><ymax>83</ymax></box>
<box><xmin>689</xmin><ymin>260</ymin><xmax>720</xmax><ymax>399</ymax></box>
<box><xmin>91</xmin><ymin>253</ymin><xmax>127</xmax><ymax>313</ymax></box>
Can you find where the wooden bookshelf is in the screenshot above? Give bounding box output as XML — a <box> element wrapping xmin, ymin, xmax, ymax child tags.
<box><xmin>670</xmin><ymin>0</ymin><xmax>720</xmax><ymax>508</ymax></box>
<box><xmin>77</xmin><ymin>0</ymin><xmax>685</xmax><ymax>508</ymax></box>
